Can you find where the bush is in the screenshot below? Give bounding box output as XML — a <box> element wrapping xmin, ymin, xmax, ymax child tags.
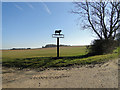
<box><xmin>116</xmin><ymin>33</ymin><xmax>120</xmax><ymax>46</ymax></box>
<box><xmin>88</xmin><ymin>39</ymin><xmax>118</xmax><ymax>55</ymax></box>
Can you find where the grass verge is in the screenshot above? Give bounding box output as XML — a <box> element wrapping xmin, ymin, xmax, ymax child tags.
<box><xmin>2</xmin><ymin>53</ymin><xmax>118</xmax><ymax>69</ymax></box>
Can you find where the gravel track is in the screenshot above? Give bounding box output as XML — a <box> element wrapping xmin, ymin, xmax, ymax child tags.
<box><xmin>2</xmin><ymin>59</ymin><xmax>118</xmax><ymax>88</ymax></box>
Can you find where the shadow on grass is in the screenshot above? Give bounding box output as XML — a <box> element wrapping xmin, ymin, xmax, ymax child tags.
<box><xmin>51</xmin><ymin>54</ymin><xmax>93</xmax><ymax>60</ymax></box>
<box><xmin>2</xmin><ymin>54</ymin><xmax>105</xmax><ymax>70</ymax></box>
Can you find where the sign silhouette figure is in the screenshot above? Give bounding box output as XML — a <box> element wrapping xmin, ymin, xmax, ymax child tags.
<box><xmin>55</xmin><ymin>30</ymin><xmax>62</xmax><ymax>35</ymax></box>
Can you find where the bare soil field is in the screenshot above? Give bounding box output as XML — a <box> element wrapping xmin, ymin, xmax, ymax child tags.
<box><xmin>2</xmin><ymin>59</ymin><xmax>118</xmax><ymax>88</ymax></box>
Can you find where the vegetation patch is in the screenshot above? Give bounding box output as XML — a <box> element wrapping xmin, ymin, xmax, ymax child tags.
<box><xmin>2</xmin><ymin>46</ymin><xmax>119</xmax><ymax>70</ymax></box>
<box><xmin>2</xmin><ymin>53</ymin><xmax>118</xmax><ymax>69</ymax></box>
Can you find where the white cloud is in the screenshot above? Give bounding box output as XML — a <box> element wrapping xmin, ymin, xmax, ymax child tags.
<box><xmin>14</xmin><ymin>4</ymin><xmax>23</xmax><ymax>11</ymax></box>
<box><xmin>27</xmin><ymin>3</ymin><xmax>34</xmax><ymax>9</ymax></box>
<box><xmin>41</xmin><ymin>2</ymin><xmax>51</xmax><ymax>15</ymax></box>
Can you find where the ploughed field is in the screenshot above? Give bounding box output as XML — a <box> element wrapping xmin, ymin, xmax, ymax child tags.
<box><xmin>2</xmin><ymin>46</ymin><xmax>119</xmax><ymax>69</ymax></box>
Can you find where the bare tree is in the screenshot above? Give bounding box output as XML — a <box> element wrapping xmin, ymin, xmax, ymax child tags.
<box><xmin>72</xmin><ymin>1</ymin><xmax>120</xmax><ymax>40</ymax></box>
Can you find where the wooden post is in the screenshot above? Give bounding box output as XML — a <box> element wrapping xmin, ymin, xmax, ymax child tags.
<box><xmin>52</xmin><ymin>30</ymin><xmax>64</xmax><ymax>58</ymax></box>
<box><xmin>57</xmin><ymin>37</ymin><xmax>59</xmax><ymax>58</ymax></box>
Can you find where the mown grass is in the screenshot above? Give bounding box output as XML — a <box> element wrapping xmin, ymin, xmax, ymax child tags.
<box><xmin>2</xmin><ymin>46</ymin><xmax>119</xmax><ymax>69</ymax></box>
<box><xmin>2</xmin><ymin>46</ymin><xmax>86</xmax><ymax>62</ymax></box>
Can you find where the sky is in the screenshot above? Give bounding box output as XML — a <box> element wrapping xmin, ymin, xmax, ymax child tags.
<box><xmin>2</xmin><ymin>2</ymin><xmax>96</xmax><ymax>49</ymax></box>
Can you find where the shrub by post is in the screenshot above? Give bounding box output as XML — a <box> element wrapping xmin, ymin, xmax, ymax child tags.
<box><xmin>88</xmin><ymin>39</ymin><xmax>118</xmax><ymax>55</ymax></box>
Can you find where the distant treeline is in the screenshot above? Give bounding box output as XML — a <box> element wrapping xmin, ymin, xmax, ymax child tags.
<box><xmin>11</xmin><ymin>48</ymin><xmax>31</xmax><ymax>50</ymax></box>
<box><xmin>42</xmin><ymin>44</ymin><xmax>71</xmax><ymax>48</ymax></box>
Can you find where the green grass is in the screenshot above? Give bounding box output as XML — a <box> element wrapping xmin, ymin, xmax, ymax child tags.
<box><xmin>2</xmin><ymin>46</ymin><xmax>86</xmax><ymax>62</ymax></box>
<box><xmin>2</xmin><ymin>46</ymin><xmax>119</xmax><ymax>69</ymax></box>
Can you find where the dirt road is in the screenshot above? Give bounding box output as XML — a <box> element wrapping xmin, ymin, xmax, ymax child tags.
<box><xmin>2</xmin><ymin>59</ymin><xmax>118</xmax><ymax>88</ymax></box>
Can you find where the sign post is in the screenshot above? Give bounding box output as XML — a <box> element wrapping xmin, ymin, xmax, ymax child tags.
<box><xmin>52</xmin><ymin>30</ymin><xmax>64</xmax><ymax>58</ymax></box>
<box><xmin>57</xmin><ymin>37</ymin><xmax>59</xmax><ymax>57</ymax></box>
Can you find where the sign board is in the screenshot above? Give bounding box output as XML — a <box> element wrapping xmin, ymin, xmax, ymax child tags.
<box><xmin>52</xmin><ymin>34</ymin><xmax>64</xmax><ymax>38</ymax></box>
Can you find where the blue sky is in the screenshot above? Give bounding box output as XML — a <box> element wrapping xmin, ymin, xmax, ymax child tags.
<box><xmin>2</xmin><ymin>2</ymin><xmax>96</xmax><ymax>49</ymax></box>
